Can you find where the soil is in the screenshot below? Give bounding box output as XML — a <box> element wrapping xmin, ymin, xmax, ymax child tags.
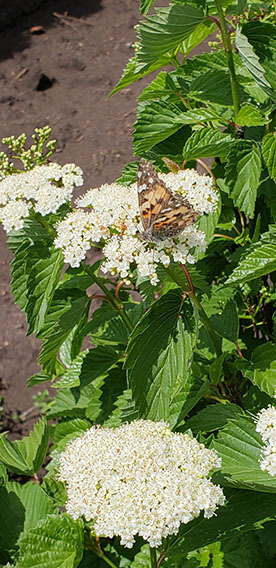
<box><xmin>0</xmin><ymin>0</ymin><xmax>210</xmax><ymax>436</ymax></box>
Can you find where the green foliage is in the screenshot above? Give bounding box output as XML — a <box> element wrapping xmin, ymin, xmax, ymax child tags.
<box><xmin>1</xmin><ymin>1</ymin><xmax>276</xmax><ymax>566</ymax></box>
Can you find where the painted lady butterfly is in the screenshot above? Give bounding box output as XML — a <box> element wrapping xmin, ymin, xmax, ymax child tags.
<box><xmin>137</xmin><ymin>160</ymin><xmax>198</xmax><ymax>241</ymax></box>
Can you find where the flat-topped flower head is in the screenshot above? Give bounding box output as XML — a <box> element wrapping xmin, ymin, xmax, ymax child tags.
<box><xmin>55</xmin><ymin>168</ymin><xmax>218</xmax><ymax>284</ymax></box>
<box><xmin>256</xmin><ymin>405</ymin><xmax>276</xmax><ymax>477</ymax></box>
<box><xmin>59</xmin><ymin>419</ymin><xmax>225</xmax><ymax>548</ymax></box>
<box><xmin>0</xmin><ymin>163</ymin><xmax>83</xmax><ymax>233</ymax></box>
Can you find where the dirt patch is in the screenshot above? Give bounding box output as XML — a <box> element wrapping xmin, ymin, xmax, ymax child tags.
<box><xmin>0</xmin><ymin>0</ymin><xmax>211</xmax><ymax>435</ymax></box>
<box><xmin>0</xmin><ymin>0</ymin><xmax>149</xmax><ymax>434</ymax></box>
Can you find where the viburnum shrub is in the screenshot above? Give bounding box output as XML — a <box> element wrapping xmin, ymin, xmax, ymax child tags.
<box><xmin>1</xmin><ymin>0</ymin><xmax>276</xmax><ymax>566</ymax></box>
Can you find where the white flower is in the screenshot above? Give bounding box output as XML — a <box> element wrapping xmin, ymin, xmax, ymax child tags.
<box><xmin>59</xmin><ymin>420</ymin><xmax>225</xmax><ymax>548</ymax></box>
<box><xmin>256</xmin><ymin>405</ymin><xmax>276</xmax><ymax>477</ymax></box>
<box><xmin>0</xmin><ymin>163</ymin><xmax>83</xmax><ymax>233</ymax></box>
<box><xmin>55</xmin><ymin>169</ymin><xmax>218</xmax><ymax>284</ymax></box>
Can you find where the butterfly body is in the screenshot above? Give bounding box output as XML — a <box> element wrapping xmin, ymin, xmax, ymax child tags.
<box><xmin>137</xmin><ymin>160</ymin><xmax>198</xmax><ymax>241</ymax></box>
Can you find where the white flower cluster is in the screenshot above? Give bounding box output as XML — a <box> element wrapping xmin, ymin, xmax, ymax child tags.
<box><xmin>256</xmin><ymin>405</ymin><xmax>276</xmax><ymax>477</ymax></box>
<box><xmin>59</xmin><ymin>420</ymin><xmax>225</xmax><ymax>548</ymax></box>
<box><xmin>55</xmin><ymin>169</ymin><xmax>218</xmax><ymax>284</ymax></box>
<box><xmin>0</xmin><ymin>163</ymin><xmax>83</xmax><ymax>232</ymax></box>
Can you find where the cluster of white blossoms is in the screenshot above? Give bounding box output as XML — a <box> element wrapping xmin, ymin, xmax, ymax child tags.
<box><xmin>256</xmin><ymin>405</ymin><xmax>276</xmax><ymax>477</ymax></box>
<box><xmin>58</xmin><ymin>420</ymin><xmax>225</xmax><ymax>548</ymax></box>
<box><xmin>0</xmin><ymin>163</ymin><xmax>83</xmax><ymax>233</ymax></box>
<box><xmin>54</xmin><ymin>168</ymin><xmax>218</xmax><ymax>284</ymax></box>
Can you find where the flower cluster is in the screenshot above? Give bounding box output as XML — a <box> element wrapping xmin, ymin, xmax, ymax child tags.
<box><xmin>58</xmin><ymin>420</ymin><xmax>225</xmax><ymax>548</ymax></box>
<box><xmin>256</xmin><ymin>405</ymin><xmax>276</xmax><ymax>477</ymax></box>
<box><xmin>54</xmin><ymin>168</ymin><xmax>218</xmax><ymax>284</ymax></box>
<box><xmin>0</xmin><ymin>163</ymin><xmax>83</xmax><ymax>233</ymax></box>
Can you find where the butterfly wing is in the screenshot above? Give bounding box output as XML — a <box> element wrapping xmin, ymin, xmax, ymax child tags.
<box><xmin>137</xmin><ymin>160</ymin><xmax>198</xmax><ymax>240</ymax></box>
<box><xmin>152</xmin><ymin>193</ymin><xmax>198</xmax><ymax>239</ymax></box>
<box><xmin>137</xmin><ymin>160</ymin><xmax>170</xmax><ymax>234</ymax></box>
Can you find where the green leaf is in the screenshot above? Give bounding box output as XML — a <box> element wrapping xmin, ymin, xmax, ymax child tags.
<box><xmin>262</xmin><ymin>133</ymin><xmax>276</xmax><ymax>181</ymax></box>
<box><xmin>225</xmin><ymin>141</ymin><xmax>262</xmax><ymax>218</ymax></box>
<box><xmin>236</xmin><ymin>104</ymin><xmax>267</xmax><ymax>127</ymax></box>
<box><xmin>39</xmin><ymin>290</ymin><xmax>89</xmax><ymax>374</ymax></box>
<box><xmin>241</xmin><ymin>20</ymin><xmax>276</xmax><ymax>96</ymax></box>
<box><xmin>226</xmin><ymin>227</ymin><xmax>276</xmax><ymax>284</ymax></box>
<box><xmin>212</xmin><ymin>415</ymin><xmax>276</xmax><ymax>492</ymax></box>
<box><xmin>104</xmin><ymin>389</ymin><xmax>138</xmax><ymax>427</ymax></box>
<box><xmin>183</xmin><ymin>128</ymin><xmax>235</xmax><ymax>160</ymax></box>
<box><xmin>0</xmin><ymin>486</ymin><xmax>25</xmax><ymax>555</ymax></box>
<box><xmin>116</xmin><ymin>162</ymin><xmax>139</xmax><ymax>186</ymax></box>
<box><xmin>136</xmin><ymin>4</ymin><xmax>205</xmax><ymax>66</ymax></box>
<box><xmin>201</xmin><ymin>286</ymin><xmax>239</xmax><ymax>342</ymax></box>
<box><xmin>54</xmin><ymin>345</ymin><xmax>119</xmax><ymax>389</ymax></box>
<box><xmin>26</xmin><ymin>248</ymin><xmax>64</xmax><ymax>335</ymax></box>
<box><xmin>0</xmin><ymin>419</ymin><xmax>49</xmax><ymax>476</ymax></box>
<box><xmin>18</xmin><ymin>514</ymin><xmax>84</xmax><ymax>568</ymax></box>
<box><xmin>236</xmin><ymin>25</ymin><xmax>276</xmax><ymax>102</ymax></box>
<box><xmin>109</xmin><ymin>53</ymin><xmax>171</xmax><ymax>96</ymax></box>
<box><xmin>165</xmin><ymin>490</ymin><xmax>276</xmax><ymax>561</ymax></box>
<box><xmin>240</xmin><ymin>343</ymin><xmax>276</xmax><ymax>398</ymax></box>
<box><xmin>53</xmin><ymin>418</ymin><xmax>91</xmax><ymax>448</ymax></box>
<box><xmin>140</xmin><ymin>0</ymin><xmax>156</xmax><ymax>14</ymax></box>
<box><xmin>138</xmin><ymin>71</ymin><xmax>189</xmax><ymax>102</ymax></box>
<box><xmin>27</xmin><ymin>372</ymin><xmax>52</xmax><ymax>387</ymax></box>
<box><xmin>133</xmin><ymin>100</ymin><xmax>186</xmax><ymax>154</ymax></box>
<box><xmin>7</xmin><ymin>481</ymin><xmax>58</xmax><ymax>531</ymax></box>
<box><xmin>181</xmin><ymin>20</ymin><xmax>216</xmax><ymax>56</ymax></box>
<box><xmin>183</xmin><ymin>403</ymin><xmax>243</xmax><ymax>434</ymax></box>
<box><xmin>190</xmin><ymin>69</ymin><xmax>242</xmax><ymax>106</ymax></box>
<box><xmin>125</xmin><ymin>290</ymin><xmax>197</xmax><ymax>426</ymax></box>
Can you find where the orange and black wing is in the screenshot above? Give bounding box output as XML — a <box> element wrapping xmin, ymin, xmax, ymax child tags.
<box><xmin>137</xmin><ymin>160</ymin><xmax>170</xmax><ymax>232</ymax></box>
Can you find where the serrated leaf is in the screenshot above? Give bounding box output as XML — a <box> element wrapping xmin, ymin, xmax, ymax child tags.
<box><xmin>240</xmin><ymin>343</ymin><xmax>276</xmax><ymax>398</ymax></box>
<box><xmin>212</xmin><ymin>415</ymin><xmax>276</xmax><ymax>492</ymax></box>
<box><xmin>104</xmin><ymin>389</ymin><xmax>138</xmax><ymax>427</ymax></box>
<box><xmin>8</xmin><ymin>481</ymin><xmax>58</xmax><ymax>531</ymax></box>
<box><xmin>184</xmin><ymin>403</ymin><xmax>243</xmax><ymax>434</ymax></box>
<box><xmin>109</xmin><ymin>53</ymin><xmax>171</xmax><ymax>97</ymax></box>
<box><xmin>136</xmin><ymin>4</ymin><xmax>205</xmax><ymax>66</ymax></box>
<box><xmin>236</xmin><ymin>104</ymin><xmax>267</xmax><ymax>127</ymax></box>
<box><xmin>201</xmin><ymin>286</ymin><xmax>239</xmax><ymax>342</ymax></box>
<box><xmin>225</xmin><ymin>141</ymin><xmax>261</xmax><ymax>218</ymax></box>
<box><xmin>236</xmin><ymin>25</ymin><xmax>276</xmax><ymax>102</ymax></box>
<box><xmin>241</xmin><ymin>20</ymin><xmax>276</xmax><ymax>96</ymax></box>
<box><xmin>18</xmin><ymin>513</ymin><xmax>83</xmax><ymax>568</ymax></box>
<box><xmin>125</xmin><ymin>290</ymin><xmax>197</xmax><ymax>426</ymax></box>
<box><xmin>26</xmin><ymin>248</ymin><xmax>64</xmax><ymax>334</ymax></box>
<box><xmin>190</xmin><ymin>69</ymin><xmax>243</xmax><ymax>106</ymax></box>
<box><xmin>0</xmin><ymin>419</ymin><xmax>49</xmax><ymax>476</ymax></box>
<box><xmin>164</xmin><ymin>490</ymin><xmax>276</xmax><ymax>561</ymax></box>
<box><xmin>27</xmin><ymin>372</ymin><xmax>51</xmax><ymax>387</ymax></box>
<box><xmin>39</xmin><ymin>291</ymin><xmax>89</xmax><ymax>374</ymax></box>
<box><xmin>140</xmin><ymin>0</ymin><xmax>156</xmax><ymax>15</ymax></box>
<box><xmin>116</xmin><ymin>162</ymin><xmax>139</xmax><ymax>186</ymax></box>
<box><xmin>86</xmin><ymin>365</ymin><xmax>127</xmax><ymax>423</ymax></box>
<box><xmin>53</xmin><ymin>418</ymin><xmax>91</xmax><ymax>447</ymax></box>
<box><xmin>183</xmin><ymin>128</ymin><xmax>235</xmax><ymax>160</ymax></box>
<box><xmin>138</xmin><ymin>71</ymin><xmax>189</xmax><ymax>102</ymax></box>
<box><xmin>133</xmin><ymin>100</ymin><xmax>186</xmax><ymax>154</ymax></box>
<box><xmin>262</xmin><ymin>133</ymin><xmax>276</xmax><ymax>181</ymax></box>
<box><xmin>226</xmin><ymin>227</ymin><xmax>276</xmax><ymax>284</ymax></box>
<box><xmin>181</xmin><ymin>19</ymin><xmax>216</xmax><ymax>56</ymax></box>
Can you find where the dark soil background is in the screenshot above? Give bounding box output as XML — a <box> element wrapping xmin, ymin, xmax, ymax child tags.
<box><xmin>0</xmin><ymin>0</ymin><xmax>209</xmax><ymax>436</ymax></box>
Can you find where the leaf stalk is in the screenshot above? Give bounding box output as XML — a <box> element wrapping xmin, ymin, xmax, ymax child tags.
<box><xmin>214</xmin><ymin>0</ymin><xmax>240</xmax><ymax>120</ymax></box>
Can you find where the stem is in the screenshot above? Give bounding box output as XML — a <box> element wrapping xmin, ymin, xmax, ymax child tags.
<box><xmin>150</xmin><ymin>547</ymin><xmax>158</xmax><ymax>568</ymax></box>
<box><xmin>93</xmin><ymin>549</ymin><xmax>119</xmax><ymax>568</ymax></box>
<box><xmin>35</xmin><ymin>212</ymin><xmax>56</xmax><ymax>237</ymax></box>
<box><xmin>165</xmin><ymin>265</ymin><xmax>222</xmax><ymax>358</ymax></box>
<box><xmin>189</xmin><ymin>292</ymin><xmax>222</xmax><ymax>357</ymax></box>
<box><xmin>82</xmin><ymin>263</ymin><xmax>133</xmax><ymax>333</ymax></box>
<box><xmin>214</xmin><ymin>0</ymin><xmax>239</xmax><ymax>120</ymax></box>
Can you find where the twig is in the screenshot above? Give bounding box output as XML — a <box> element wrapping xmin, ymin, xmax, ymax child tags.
<box><xmin>14</xmin><ymin>68</ymin><xmax>28</xmax><ymax>81</ymax></box>
<box><xmin>53</xmin><ymin>11</ymin><xmax>94</xmax><ymax>27</ymax></box>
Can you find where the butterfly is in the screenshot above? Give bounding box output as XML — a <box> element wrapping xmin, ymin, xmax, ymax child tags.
<box><xmin>137</xmin><ymin>160</ymin><xmax>198</xmax><ymax>241</ymax></box>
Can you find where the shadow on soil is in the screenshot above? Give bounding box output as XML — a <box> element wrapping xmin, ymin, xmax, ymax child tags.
<box><xmin>0</xmin><ymin>0</ymin><xmax>103</xmax><ymax>60</ymax></box>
